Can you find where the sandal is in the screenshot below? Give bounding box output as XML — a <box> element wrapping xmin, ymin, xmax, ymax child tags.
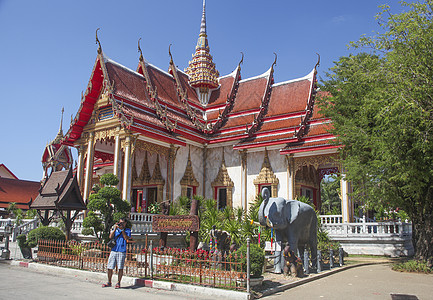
<box><xmin>115</xmin><ymin>282</ymin><xmax>121</xmax><ymax>289</ymax></box>
<box><xmin>102</xmin><ymin>282</ymin><xmax>111</xmax><ymax>287</ymax></box>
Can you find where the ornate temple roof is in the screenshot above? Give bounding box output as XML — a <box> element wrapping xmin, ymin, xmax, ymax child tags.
<box><xmin>61</xmin><ymin>5</ymin><xmax>336</xmax><ymax>157</ymax></box>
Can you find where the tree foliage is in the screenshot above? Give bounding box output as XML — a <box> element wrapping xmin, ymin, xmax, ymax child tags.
<box><xmin>82</xmin><ymin>173</ymin><xmax>131</xmax><ymax>242</ymax></box>
<box><xmin>318</xmin><ymin>1</ymin><xmax>433</xmax><ymax>265</ymax></box>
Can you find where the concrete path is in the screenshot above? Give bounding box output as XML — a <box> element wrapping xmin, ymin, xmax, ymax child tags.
<box><xmin>264</xmin><ymin>263</ymin><xmax>433</xmax><ymax>300</ymax></box>
<box><xmin>0</xmin><ymin>262</ymin><xmax>209</xmax><ymax>300</ymax></box>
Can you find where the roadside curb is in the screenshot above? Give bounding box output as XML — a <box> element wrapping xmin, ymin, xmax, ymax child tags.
<box><xmin>6</xmin><ymin>259</ymin><xmax>250</xmax><ymax>300</ymax></box>
<box><xmin>259</xmin><ymin>261</ymin><xmax>389</xmax><ymax>298</ymax></box>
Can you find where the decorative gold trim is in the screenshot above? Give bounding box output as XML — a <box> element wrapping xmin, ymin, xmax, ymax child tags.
<box><xmin>294</xmin><ymin>154</ymin><xmax>339</xmax><ymax>173</ymax></box>
<box><xmin>134</xmin><ymin>139</ymin><xmax>170</xmax><ymax>158</ymax></box>
<box><xmin>94</xmin><ymin>128</ymin><xmax>117</xmax><ymax>142</ymax></box>
<box><xmin>211</xmin><ymin>149</ymin><xmax>234</xmax><ymax>208</ymax></box>
<box><xmin>180</xmin><ymin>149</ymin><xmax>199</xmax><ymax>197</ymax></box>
<box><xmin>253</xmin><ymin>148</ymin><xmax>279</xmax><ymax>196</ymax></box>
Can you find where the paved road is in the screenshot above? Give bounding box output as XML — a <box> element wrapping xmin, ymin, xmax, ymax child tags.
<box><xmin>265</xmin><ymin>263</ymin><xmax>433</xmax><ymax>300</ymax></box>
<box><xmin>0</xmin><ymin>263</ymin><xmax>208</xmax><ymax>300</ymax></box>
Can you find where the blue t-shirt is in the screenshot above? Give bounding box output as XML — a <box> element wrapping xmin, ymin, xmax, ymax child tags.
<box><xmin>111</xmin><ymin>228</ymin><xmax>131</xmax><ymax>253</ymax></box>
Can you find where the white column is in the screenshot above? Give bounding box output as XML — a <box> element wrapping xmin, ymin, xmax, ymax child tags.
<box><xmin>76</xmin><ymin>145</ymin><xmax>85</xmax><ymax>188</ymax></box>
<box><xmin>341</xmin><ymin>173</ymin><xmax>351</xmax><ymax>223</ymax></box>
<box><xmin>287</xmin><ymin>155</ymin><xmax>295</xmax><ymax>200</ymax></box>
<box><xmin>122</xmin><ymin>136</ymin><xmax>132</xmax><ymax>202</ymax></box>
<box><xmin>113</xmin><ymin>131</ymin><xmax>121</xmax><ymax>177</ymax></box>
<box><xmin>241</xmin><ymin>150</ymin><xmax>247</xmax><ymax>211</ymax></box>
<box><xmin>83</xmin><ymin>132</ymin><xmax>95</xmax><ymax>203</ymax></box>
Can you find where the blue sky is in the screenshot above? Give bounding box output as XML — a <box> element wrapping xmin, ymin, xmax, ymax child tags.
<box><xmin>0</xmin><ymin>1</ymin><xmax>403</xmax><ymax>181</ymax></box>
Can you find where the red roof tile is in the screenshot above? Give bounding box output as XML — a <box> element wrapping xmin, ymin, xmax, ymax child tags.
<box><xmin>0</xmin><ymin>178</ymin><xmax>40</xmax><ymax>209</ymax></box>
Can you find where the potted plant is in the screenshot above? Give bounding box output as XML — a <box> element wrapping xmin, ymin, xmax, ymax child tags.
<box><xmin>236</xmin><ymin>243</ymin><xmax>265</xmax><ymax>286</ymax></box>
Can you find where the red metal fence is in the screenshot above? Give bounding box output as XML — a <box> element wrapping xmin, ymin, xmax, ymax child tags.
<box><xmin>151</xmin><ymin>247</ymin><xmax>246</xmax><ymax>290</ymax></box>
<box><xmin>36</xmin><ymin>239</ymin><xmax>247</xmax><ymax>290</ymax></box>
<box><xmin>36</xmin><ymin>240</ymin><xmax>147</xmax><ymax>277</ymax></box>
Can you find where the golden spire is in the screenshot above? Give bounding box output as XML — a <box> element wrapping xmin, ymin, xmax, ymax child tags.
<box><xmin>185</xmin><ymin>0</ymin><xmax>219</xmax><ymax>105</ymax></box>
<box><xmin>52</xmin><ymin>107</ymin><xmax>64</xmax><ymax>144</ymax></box>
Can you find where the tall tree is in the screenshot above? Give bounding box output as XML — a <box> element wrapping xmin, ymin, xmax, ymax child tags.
<box><xmin>318</xmin><ymin>1</ymin><xmax>433</xmax><ymax>266</ymax></box>
<box><xmin>82</xmin><ymin>174</ymin><xmax>131</xmax><ymax>242</ymax></box>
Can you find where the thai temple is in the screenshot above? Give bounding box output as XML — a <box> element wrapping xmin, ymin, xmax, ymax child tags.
<box><xmin>57</xmin><ymin>1</ymin><xmax>352</xmax><ymax>222</ymax></box>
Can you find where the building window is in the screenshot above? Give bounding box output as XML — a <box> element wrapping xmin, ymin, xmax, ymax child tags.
<box><xmin>217</xmin><ymin>188</ymin><xmax>227</xmax><ymax>210</ymax></box>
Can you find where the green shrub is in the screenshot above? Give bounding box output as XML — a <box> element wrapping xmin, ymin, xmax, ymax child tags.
<box><xmin>26</xmin><ymin>226</ymin><xmax>66</xmax><ymax>248</ymax></box>
<box><xmin>237</xmin><ymin>243</ymin><xmax>265</xmax><ymax>277</ymax></box>
<box><xmin>392</xmin><ymin>260</ymin><xmax>433</xmax><ymax>274</ymax></box>
<box><xmin>17</xmin><ymin>234</ymin><xmax>28</xmax><ymax>248</ymax></box>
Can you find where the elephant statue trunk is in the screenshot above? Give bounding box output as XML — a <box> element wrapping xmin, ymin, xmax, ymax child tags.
<box><xmin>258</xmin><ymin>188</ymin><xmax>270</xmax><ymax>227</ymax></box>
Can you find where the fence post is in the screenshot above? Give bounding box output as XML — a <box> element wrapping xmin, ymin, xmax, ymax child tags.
<box><xmin>339</xmin><ymin>247</ymin><xmax>344</xmax><ymax>266</ymax></box>
<box><xmin>303</xmin><ymin>249</ymin><xmax>309</xmax><ymax>275</ymax></box>
<box><xmin>150</xmin><ymin>240</ymin><xmax>153</xmax><ymax>279</ymax></box>
<box><xmin>329</xmin><ymin>249</ymin><xmax>334</xmax><ymax>269</ymax></box>
<box><xmin>246</xmin><ymin>237</ymin><xmax>250</xmax><ymax>294</ymax></box>
<box><xmin>317</xmin><ymin>250</ymin><xmax>322</xmax><ymax>273</ymax></box>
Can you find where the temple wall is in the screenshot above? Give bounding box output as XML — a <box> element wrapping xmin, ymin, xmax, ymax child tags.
<box><xmin>205</xmin><ymin>147</ymin><xmax>223</xmax><ymax>199</ymax></box>
<box><xmin>224</xmin><ymin>146</ymin><xmax>241</xmax><ymax>208</ymax></box>
<box><xmin>172</xmin><ymin>145</ymin><xmax>204</xmax><ymax>201</ymax></box>
<box><xmin>246</xmin><ymin>151</ymin><xmax>262</xmax><ymax>204</ymax></box>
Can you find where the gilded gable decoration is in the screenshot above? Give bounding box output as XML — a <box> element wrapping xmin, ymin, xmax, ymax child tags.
<box><xmin>132</xmin><ymin>151</ymin><xmax>165</xmax><ymax>204</ymax></box>
<box><xmin>294</xmin><ymin>154</ymin><xmax>338</xmax><ymax>173</ymax></box>
<box><xmin>180</xmin><ymin>148</ymin><xmax>199</xmax><ymax>197</ymax></box>
<box><xmin>211</xmin><ymin>148</ymin><xmax>234</xmax><ymax>208</ymax></box>
<box><xmin>253</xmin><ymin>148</ymin><xmax>279</xmax><ymax>196</ymax></box>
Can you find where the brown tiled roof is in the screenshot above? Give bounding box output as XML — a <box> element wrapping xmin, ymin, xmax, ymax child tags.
<box><xmin>0</xmin><ymin>178</ymin><xmax>40</xmax><ymax>209</ymax></box>
<box><xmin>31</xmin><ymin>169</ymin><xmax>86</xmax><ymax>210</ymax></box>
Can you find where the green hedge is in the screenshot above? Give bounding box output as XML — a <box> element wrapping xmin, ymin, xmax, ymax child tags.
<box><xmin>18</xmin><ymin>226</ymin><xmax>66</xmax><ymax>248</ymax></box>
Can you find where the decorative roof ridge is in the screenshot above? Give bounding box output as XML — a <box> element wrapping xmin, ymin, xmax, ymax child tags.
<box><xmin>168</xmin><ymin>45</ymin><xmax>209</xmax><ymax>133</ymax></box>
<box><xmin>218</xmin><ymin>66</ymin><xmax>239</xmax><ymax>80</ymax></box>
<box><xmin>238</xmin><ymin>67</ymin><xmax>272</xmax><ymax>84</ymax></box>
<box><xmin>244</xmin><ymin>54</ymin><xmax>277</xmax><ymax>137</ymax></box>
<box><xmin>104</xmin><ymin>56</ymin><xmax>146</xmax><ymax>79</ymax></box>
<box><xmin>138</xmin><ymin>40</ymin><xmax>177</xmax><ymax>133</ymax></box>
<box><xmin>63</xmin><ymin>46</ymin><xmax>108</xmax><ymax>145</ymax></box>
<box><xmin>145</xmin><ymin>61</ymin><xmax>174</xmax><ymax>78</ymax></box>
<box><xmin>272</xmin><ymin>68</ymin><xmax>315</xmax><ymax>87</ymax></box>
<box><xmin>207</xmin><ymin>54</ymin><xmax>243</xmax><ymax>134</ymax></box>
<box><xmin>293</xmin><ymin>54</ymin><xmax>320</xmax><ymax>140</ymax></box>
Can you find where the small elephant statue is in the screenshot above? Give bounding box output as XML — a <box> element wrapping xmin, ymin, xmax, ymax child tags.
<box><xmin>258</xmin><ymin>188</ymin><xmax>317</xmax><ymax>273</ymax></box>
<box><xmin>283</xmin><ymin>244</ymin><xmax>304</xmax><ymax>277</ymax></box>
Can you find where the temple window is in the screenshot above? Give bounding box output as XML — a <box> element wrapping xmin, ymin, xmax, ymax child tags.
<box><xmin>132</xmin><ymin>151</ymin><xmax>165</xmax><ymax>213</ymax></box>
<box><xmin>217</xmin><ymin>187</ymin><xmax>227</xmax><ymax>210</ymax></box>
<box><xmin>180</xmin><ymin>149</ymin><xmax>199</xmax><ymax>199</ymax></box>
<box><xmin>211</xmin><ymin>149</ymin><xmax>234</xmax><ymax>209</ymax></box>
<box><xmin>253</xmin><ymin>149</ymin><xmax>279</xmax><ymax>197</ymax></box>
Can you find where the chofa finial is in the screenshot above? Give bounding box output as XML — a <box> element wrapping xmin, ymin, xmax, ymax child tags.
<box><xmin>96</xmin><ymin>28</ymin><xmax>102</xmax><ymax>54</ymax></box>
<box><xmin>238</xmin><ymin>52</ymin><xmax>244</xmax><ymax>66</ymax></box>
<box><xmin>138</xmin><ymin>38</ymin><xmax>143</xmax><ymax>61</ymax></box>
<box><xmin>168</xmin><ymin>44</ymin><xmax>174</xmax><ymax>64</ymax></box>
<box><xmin>315</xmin><ymin>53</ymin><xmax>320</xmax><ymax>70</ymax></box>
<box><xmin>272</xmin><ymin>52</ymin><xmax>277</xmax><ymax>68</ymax></box>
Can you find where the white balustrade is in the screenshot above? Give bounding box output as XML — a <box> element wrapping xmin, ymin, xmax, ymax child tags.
<box><xmin>322</xmin><ymin>221</ymin><xmax>412</xmax><ymax>238</ymax></box>
<box><xmin>319</xmin><ymin>215</ymin><xmax>343</xmax><ymax>224</ymax></box>
<box><xmin>129</xmin><ymin>213</ymin><xmax>154</xmax><ymax>234</ymax></box>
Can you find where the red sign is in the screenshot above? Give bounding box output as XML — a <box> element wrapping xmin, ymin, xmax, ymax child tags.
<box><xmin>152</xmin><ymin>215</ymin><xmax>199</xmax><ymax>232</ymax></box>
